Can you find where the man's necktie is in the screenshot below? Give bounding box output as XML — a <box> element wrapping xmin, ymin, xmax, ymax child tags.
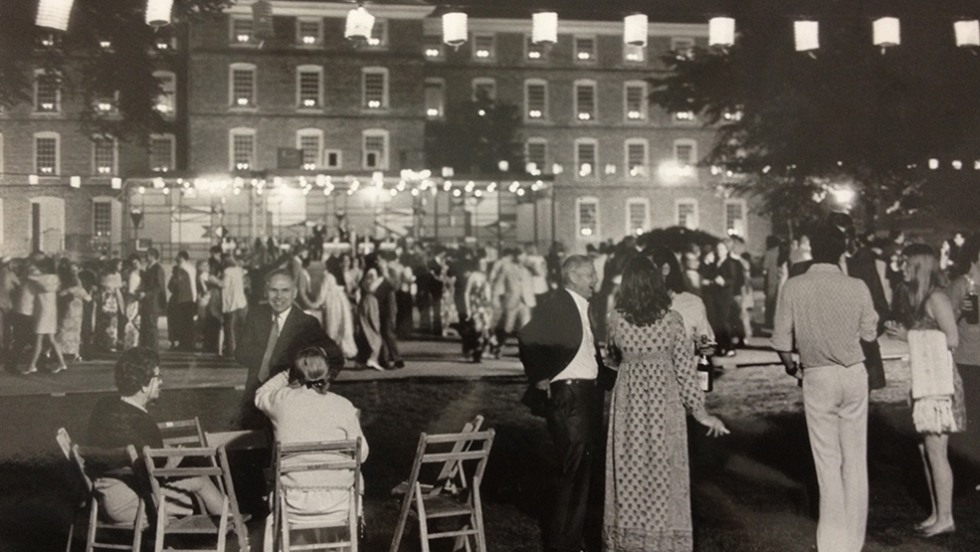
<box><xmin>257</xmin><ymin>313</ymin><xmax>279</xmax><ymax>383</ymax></box>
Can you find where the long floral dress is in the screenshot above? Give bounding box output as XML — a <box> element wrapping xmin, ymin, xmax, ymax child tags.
<box><xmin>122</xmin><ymin>270</ymin><xmax>142</xmax><ymax>349</ymax></box>
<box><xmin>56</xmin><ymin>285</ymin><xmax>90</xmax><ymax>356</ymax></box>
<box><xmin>97</xmin><ymin>273</ymin><xmax>123</xmax><ymax>351</ymax></box>
<box><xmin>604</xmin><ymin>310</ymin><xmax>709</xmax><ymax>552</ymax></box>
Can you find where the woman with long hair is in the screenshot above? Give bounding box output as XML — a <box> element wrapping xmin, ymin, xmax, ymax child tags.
<box><xmin>604</xmin><ymin>255</ymin><xmax>728</xmax><ymax>551</ymax></box>
<box><xmin>97</xmin><ymin>259</ymin><xmax>124</xmax><ymax>352</ymax></box>
<box><xmin>56</xmin><ymin>260</ymin><xmax>92</xmax><ymax>362</ymax></box>
<box><xmin>886</xmin><ymin>243</ymin><xmax>964</xmax><ymax>537</ymax></box>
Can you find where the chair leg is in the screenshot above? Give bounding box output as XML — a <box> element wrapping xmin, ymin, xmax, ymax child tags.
<box><xmin>414</xmin><ymin>488</ymin><xmax>431</xmax><ymax>552</ymax></box>
<box><xmin>215</xmin><ymin>497</ymin><xmax>230</xmax><ymax>552</ymax></box>
<box><xmin>472</xmin><ymin>489</ymin><xmax>487</xmax><ymax>552</ymax></box>
<box><xmin>154</xmin><ymin>497</ymin><xmax>166</xmax><ymax>552</ymax></box>
<box><xmin>280</xmin><ymin>495</ymin><xmax>291</xmax><ymax>552</ymax></box>
<box><xmin>132</xmin><ymin>501</ymin><xmax>145</xmax><ymax>552</ymax></box>
<box><xmin>262</xmin><ymin>514</ymin><xmax>274</xmax><ymax>552</ymax></box>
<box><xmin>65</xmin><ymin>521</ymin><xmax>74</xmax><ymax>552</ymax></box>
<box><xmin>86</xmin><ymin>498</ymin><xmax>98</xmax><ymax>552</ymax></box>
<box><xmin>388</xmin><ymin>485</ymin><xmax>414</xmax><ymax>552</ymax></box>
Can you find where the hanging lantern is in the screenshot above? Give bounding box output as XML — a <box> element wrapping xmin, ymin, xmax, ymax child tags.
<box><xmin>36</xmin><ymin>0</ymin><xmax>74</xmax><ymax>31</ymax></box>
<box><xmin>623</xmin><ymin>14</ymin><xmax>648</xmax><ymax>47</ymax></box>
<box><xmin>873</xmin><ymin>17</ymin><xmax>900</xmax><ymax>48</ymax></box>
<box><xmin>145</xmin><ymin>0</ymin><xmax>174</xmax><ymax>28</ymax></box>
<box><xmin>955</xmin><ymin>20</ymin><xmax>980</xmax><ymax>48</ymax></box>
<box><xmin>345</xmin><ymin>6</ymin><xmax>375</xmax><ymax>43</ymax></box>
<box><xmin>794</xmin><ymin>20</ymin><xmax>819</xmax><ymax>52</ymax></box>
<box><xmin>252</xmin><ymin>0</ymin><xmax>275</xmax><ymax>40</ymax></box>
<box><xmin>442</xmin><ymin>11</ymin><xmax>467</xmax><ymax>48</ymax></box>
<box><xmin>709</xmin><ymin>17</ymin><xmax>736</xmax><ymax>47</ymax></box>
<box><xmin>532</xmin><ymin>12</ymin><xmax>558</xmax><ymax>45</ymax></box>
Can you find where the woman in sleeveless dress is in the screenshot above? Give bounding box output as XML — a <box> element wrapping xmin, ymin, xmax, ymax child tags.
<box><xmin>886</xmin><ymin>243</ymin><xmax>964</xmax><ymax>537</ymax></box>
<box><xmin>25</xmin><ymin>258</ymin><xmax>68</xmax><ymax>374</ymax></box>
<box><xmin>604</xmin><ymin>256</ymin><xmax>728</xmax><ymax>552</ymax></box>
<box><xmin>56</xmin><ymin>261</ymin><xmax>91</xmax><ymax>361</ymax></box>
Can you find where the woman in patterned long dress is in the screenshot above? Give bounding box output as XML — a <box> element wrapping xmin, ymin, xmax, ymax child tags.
<box><xmin>885</xmin><ymin>244</ymin><xmax>964</xmax><ymax>537</ymax></box>
<box><xmin>604</xmin><ymin>255</ymin><xmax>728</xmax><ymax>552</ymax></box>
<box><xmin>121</xmin><ymin>255</ymin><xmax>142</xmax><ymax>349</ymax></box>
<box><xmin>97</xmin><ymin>259</ymin><xmax>124</xmax><ymax>352</ymax></box>
<box><xmin>56</xmin><ymin>261</ymin><xmax>91</xmax><ymax>361</ymax></box>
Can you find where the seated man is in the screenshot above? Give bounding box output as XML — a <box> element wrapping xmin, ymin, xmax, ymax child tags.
<box><xmin>86</xmin><ymin>347</ymin><xmax>225</xmax><ymax>524</ymax></box>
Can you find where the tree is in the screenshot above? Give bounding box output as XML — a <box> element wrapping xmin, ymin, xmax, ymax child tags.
<box><xmin>425</xmin><ymin>91</ymin><xmax>524</xmax><ymax>175</ymax></box>
<box><xmin>0</xmin><ymin>0</ymin><xmax>230</xmax><ymax>144</ymax></box>
<box><xmin>648</xmin><ymin>0</ymin><xmax>980</xmax><ymax>233</ymax></box>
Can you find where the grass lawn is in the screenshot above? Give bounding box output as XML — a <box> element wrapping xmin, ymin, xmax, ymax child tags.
<box><xmin>2</xmin><ymin>368</ymin><xmax>980</xmax><ymax>551</ymax></box>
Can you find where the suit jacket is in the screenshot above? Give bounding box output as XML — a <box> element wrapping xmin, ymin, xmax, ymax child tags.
<box><xmin>236</xmin><ymin>303</ymin><xmax>342</xmax><ymax>393</ymax></box>
<box><xmin>168</xmin><ymin>266</ymin><xmax>194</xmax><ymax>305</ymax></box>
<box><xmin>141</xmin><ymin>262</ymin><xmax>167</xmax><ymax>313</ymax></box>
<box><xmin>847</xmin><ymin>248</ymin><xmax>890</xmax><ymax>325</ymax></box>
<box><xmin>375</xmin><ymin>278</ymin><xmax>397</xmax><ymax>334</ymax></box>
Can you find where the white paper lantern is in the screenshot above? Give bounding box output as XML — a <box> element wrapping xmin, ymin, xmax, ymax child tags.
<box><xmin>442</xmin><ymin>12</ymin><xmax>468</xmax><ymax>47</ymax></box>
<box><xmin>145</xmin><ymin>0</ymin><xmax>174</xmax><ymax>28</ymax></box>
<box><xmin>709</xmin><ymin>17</ymin><xmax>736</xmax><ymax>47</ymax></box>
<box><xmin>955</xmin><ymin>20</ymin><xmax>980</xmax><ymax>48</ymax></box>
<box><xmin>532</xmin><ymin>12</ymin><xmax>558</xmax><ymax>45</ymax></box>
<box><xmin>36</xmin><ymin>0</ymin><xmax>74</xmax><ymax>32</ymax></box>
<box><xmin>623</xmin><ymin>14</ymin><xmax>648</xmax><ymax>47</ymax></box>
<box><xmin>794</xmin><ymin>20</ymin><xmax>819</xmax><ymax>52</ymax></box>
<box><xmin>345</xmin><ymin>7</ymin><xmax>375</xmax><ymax>43</ymax></box>
<box><xmin>69</xmin><ymin>176</ymin><xmax>81</xmax><ymax>188</ymax></box>
<box><xmin>873</xmin><ymin>17</ymin><xmax>900</xmax><ymax>47</ymax></box>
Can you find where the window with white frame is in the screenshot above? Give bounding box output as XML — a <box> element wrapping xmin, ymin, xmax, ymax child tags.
<box><xmin>34</xmin><ymin>132</ymin><xmax>59</xmax><ymax>175</ymax></box>
<box><xmin>296</xmin><ymin>65</ymin><xmax>322</xmax><ymax>109</ymax></box>
<box><xmin>675</xmin><ymin>198</ymin><xmax>700</xmax><ymax>229</ymax></box>
<box><xmin>229</xmin><ymin>63</ymin><xmax>256</xmax><ymax>107</ymax></box>
<box><xmin>472</xmin><ymin>33</ymin><xmax>495</xmax><ymax>60</ymax></box>
<box><xmin>296</xmin><ymin>129</ymin><xmax>323</xmax><ymax>169</ymax></box>
<box><xmin>624</xmin><ymin>81</ymin><xmax>647</xmax><ymax>121</ymax></box>
<box><xmin>525</xmin><ymin>35</ymin><xmax>546</xmax><ymax>61</ymax></box>
<box><xmin>230</xmin><ymin>17</ymin><xmax>254</xmax><ymax>45</ymax></box>
<box><xmin>424</xmin><ymin>79</ymin><xmax>444</xmax><ymax>119</ymax></box>
<box><xmin>671</xmin><ymin>37</ymin><xmax>695</xmax><ymax>59</ymax></box>
<box><xmin>472</xmin><ymin>78</ymin><xmax>496</xmax><ymax>101</ymax></box>
<box><xmin>93</xmin><ymin>201</ymin><xmax>112</xmax><ymax>237</ymax></box>
<box><xmin>575</xmin><ymin>138</ymin><xmax>598</xmax><ymax>179</ymax></box>
<box><xmin>367</xmin><ymin>19</ymin><xmax>387</xmax><ymax>47</ymax></box>
<box><xmin>624</xmin><ymin>42</ymin><xmax>646</xmax><ymax>63</ymax></box>
<box><xmin>323</xmin><ymin>149</ymin><xmax>342</xmax><ymax>169</ymax></box>
<box><xmin>626</xmin><ymin>198</ymin><xmax>650</xmax><ymax>236</ymax></box>
<box><xmin>525</xmin><ymin>138</ymin><xmax>547</xmax><ymax>174</ymax></box>
<box><xmin>34</xmin><ymin>70</ymin><xmax>60</xmax><ymax>113</ymax></box>
<box><xmin>576</xmin><ymin>197</ymin><xmax>599</xmax><ymax>238</ymax></box>
<box><xmin>525</xmin><ymin>79</ymin><xmax>547</xmax><ymax>121</ymax></box>
<box><xmin>93</xmin><ymin>91</ymin><xmax>119</xmax><ymax>115</ymax></box>
<box><xmin>423</xmin><ymin>34</ymin><xmax>444</xmax><ymax>59</ymax></box>
<box><xmin>154</xmin><ymin>71</ymin><xmax>176</xmax><ymax>117</ymax></box>
<box><xmin>296</xmin><ymin>18</ymin><xmax>322</xmax><ymax>46</ymax></box>
<box><xmin>229</xmin><ymin>128</ymin><xmax>256</xmax><ymax>170</ymax></box>
<box><xmin>149</xmin><ymin>134</ymin><xmax>175</xmax><ymax>172</ymax></box>
<box><xmin>625</xmin><ymin>139</ymin><xmax>648</xmax><ymax>178</ymax></box>
<box><xmin>362</xmin><ymin>67</ymin><xmax>388</xmax><ymax>110</ymax></box>
<box><xmin>574</xmin><ymin>80</ymin><xmax>596</xmax><ymax>122</ymax></box>
<box><xmin>574</xmin><ymin>36</ymin><xmax>596</xmax><ymax>62</ymax></box>
<box><xmin>92</xmin><ymin>135</ymin><xmax>117</xmax><ymax>175</ymax></box>
<box><xmin>725</xmin><ymin>198</ymin><xmax>747</xmax><ymax>237</ymax></box>
<box><xmin>674</xmin><ymin>139</ymin><xmax>698</xmax><ymax>166</ymax></box>
<box><xmin>362</xmin><ymin>130</ymin><xmax>388</xmax><ymax>169</ymax></box>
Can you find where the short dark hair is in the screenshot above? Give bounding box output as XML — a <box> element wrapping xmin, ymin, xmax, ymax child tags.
<box><xmin>146</xmin><ymin>247</ymin><xmax>160</xmax><ymax>260</ymax></box>
<box><xmin>114</xmin><ymin>347</ymin><xmax>160</xmax><ymax>396</ymax></box>
<box><xmin>810</xmin><ymin>224</ymin><xmax>847</xmax><ymax>264</ymax></box>
<box><xmin>176</xmin><ymin>250</ymin><xmax>190</xmax><ymax>261</ymax></box>
<box><xmin>648</xmin><ymin>246</ymin><xmax>685</xmax><ymax>294</ymax></box>
<box><xmin>959</xmin><ymin>234</ymin><xmax>980</xmax><ymax>270</ymax></box>
<box><xmin>210</xmin><ymin>245</ymin><xmax>222</xmax><ymax>254</ymax></box>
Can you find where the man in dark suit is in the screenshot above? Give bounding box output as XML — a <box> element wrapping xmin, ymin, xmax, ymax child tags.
<box><xmin>518</xmin><ymin>255</ymin><xmax>603</xmax><ymax>552</ymax></box>
<box><xmin>371</xmin><ymin>254</ymin><xmax>403</xmax><ymax>369</ymax></box>
<box><xmin>139</xmin><ymin>248</ymin><xmax>167</xmax><ymax>351</ymax></box>
<box><xmin>236</xmin><ymin>268</ymin><xmax>341</xmax><ymax>428</ymax></box>
<box><xmin>167</xmin><ymin>251</ymin><xmax>196</xmax><ymax>351</ymax></box>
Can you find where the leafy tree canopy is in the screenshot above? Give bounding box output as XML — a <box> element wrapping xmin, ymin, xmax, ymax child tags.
<box><xmin>425</xmin><ymin>91</ymin><xmax>524</xmax><ymax>175</ymax></box>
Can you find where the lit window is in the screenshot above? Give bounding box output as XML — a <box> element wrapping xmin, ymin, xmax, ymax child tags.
<box><xmin>576</xmin><ymin>197</ymin><xmax>599</xmax><ymax>238</ymax></box>
<box><xmin>625</xmin><ymin>139</ymin><xmax>648</xmax><ymax>178</ymax></box>
<box><xmin>626</xmin><ymin>199</ymin><xmax>649</xmax><ymax>236</ymax></box>
<box><xmin>93</xmin><ymin>92</ymin><xmax>119</xmax><ymax>115</ymax></box>
<box><xmin>425</xmin><ymin>79</ymin><xmax>444</xmax><ymax>119</ymax></box>
<box><xmin>725</xmin><ymin>199</ymin><xmax>747</xmax><ymax>237</ymax></box>
<box><xmin>93</xmin><ymin>202</ymin><xmax>112</xmax><ymax>237</ymax></box>
<box><xmin>525</xmin><ymin>139</ymin><xmax>547</xmax><ymax>174</ymax></box>
<box><xmin>297</xmin><ymin>19</ymin><xmax>322</xmax><ymax>46</ymax></box>
<box><xmin>229</xmin><ymin>128</ymin><xmax>256</xmax><ymax>171</ymax></box>
<box><xmin>574</xmin><ymin>81</ymin><xmax>596</xmax><ymax>122</ymax></box>
<box><xmin>34</xmin><ymin>132</ymin><xmax>59</xmax><ymax>175</ymax></box>
<box><xmin>367</xmin><ymin>19</ymin><xmax>387</xmax><ymax>47</ymax></box>
<box><xmin>230</xmin><ymin>17</ymin><xmax>254</xmax><ymax>44</ymax></box>
<box><xmin>526</xmin><ymin>36</ymin><xmax>546</xmax><ymax>61</ymax></box>
<box><xmin>624</xmin><ymin>43</ymin><xmax>646</xmax><ymax>63</ymax></box>
<box><xmin>624</xmin><ymin>82</ymin><xmax>647</xmax><ymax>121</ymax></box>
<box><xmin>362</xmin><ymin>130</ymin><xmax>388</xmax><ymax>169</ymax></box>
<box><xmin>723</xmin><ymin>109</ymin><xmax>743</xmax><ymax>122</ymax></box>
<box><xmin>473</xmin><ymin>34</ymin><xmax>495</xmax><ymax>60</ymax></box>
<box><xmin>676</xmin><ymin>199</ymin><xmax>700</xmax><ymax>229</ymax></box>
<box><xmin>574</xmin><ymin>36</ymin><xmax>596</xmax><ymax>61</ymax></box>
<box><xmin>674</xmin><ymin>110</ymin><xmax>697</xmax><ymax>123</ymax></box>
<box><xmin>297</xmin><ymin>66</ymin><xmax>322</xmax><ymax>108</ymax></box>
<box><xmin>575</xmin><ymin>139</ymin><xmax>598</xmax><ymax>179</ymax></box>
<box><xmin>149</xmin><ymin>134</ymin><xmax>175</xmax><ymax>172</ymax></box>
<box><xmin>525</xmin><ymin>80</ymin><xmax>547</xmax><ymax>121</ymax></box>
<box><xmin>297</xmin><ymin>129</ymin><xmax>323</xmax><ymax>169</ymax></box>
<box><xmin>34</xmin><ymin>71</ymin><xmax>60</xmax><ymax>113</ymax></box>
<box><xmin>362</xmin><ymin>68</ymin><xmax>388</xmax><ymax>110</ymax></box>
<box><xmin>671</xmin><ymin>37</ymin><xmax>695</xmax><ymax>59</ymax></box>
<box><xmin>229</xmin><ymin>63</ymin><xmax>256</xmax><ymax>107</ymax></box>
<box><xmin>154</xmin><ymin>71</ymin><xmax>176</xmax><ymax>117</ymax></box>
<box><xmin>93</xmin><ymin>136</ymin><xmax>116</xmax><ymax>175</ymax></box>
<box><xmin>423</xmin><ymin>34</ymin><xmax>444</xmax><ymax>59</ymax></box>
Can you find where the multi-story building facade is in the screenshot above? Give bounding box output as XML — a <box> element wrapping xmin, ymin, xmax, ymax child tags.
<box><xmin>0</xmin><ymin>1</ymin><xmax>769</xmax><ymax>259</ymax></box>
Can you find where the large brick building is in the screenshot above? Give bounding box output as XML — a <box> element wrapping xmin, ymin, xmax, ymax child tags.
<box><xmin>0</xmin><ymin>0</ymin><xmax>769</xmax><ymax>259</ymax></box>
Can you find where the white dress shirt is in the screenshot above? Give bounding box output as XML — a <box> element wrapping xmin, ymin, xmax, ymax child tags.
<box><xmin>551</xmin><ymin>289</ymin><xmax>599</xmax><ymax>382</ymax></box>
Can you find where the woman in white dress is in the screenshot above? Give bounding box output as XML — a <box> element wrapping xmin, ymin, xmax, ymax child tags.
<box><xmin>314</xmin><ymin>270</ymin><xmax>358</xmax><ymax>359</ymax></box>
<box><xmin>121</xmin><ymin>255</ymin><xmax>142</xmax><ymax>350</ymax></box>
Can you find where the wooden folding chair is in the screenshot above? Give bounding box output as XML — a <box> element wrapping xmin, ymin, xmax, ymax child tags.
<box><xmin>56</xmin><ymin>428</ymin><xmax>78</xmax><ymax>552</ymax></box>
<box><xmin>389</xmin><ymin>429</ymin><xmax>495</xmax><ymax>552</ymax></box>
<box><xmin>63</xmin><ymin>434</ymin><xmax>147</xmax><ymax>552</ymax></box>
<box><xmin>270</xmin><ymin>438</ymin><xmax>363</xmax><ymax>552</ymax></box>
<box><xmin>390</xmin><ymin>415</ymin><xmax>484</xmax><ymax>499</ymax></box>
<box><xmin>142</xmin><ymin>446</ymin><xmax>238</xmax><ymax>552</ymax></box>
<box><xmin>157</xmin><ymin>418</ymin><xmax>206</xmax><ymax>448</ymax></box>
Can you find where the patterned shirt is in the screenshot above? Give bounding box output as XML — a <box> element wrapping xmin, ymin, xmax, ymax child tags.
<box><xmin>772</xmin><ymin>264</ymin><xmax>878</xmax><ymax>368</ymax></box>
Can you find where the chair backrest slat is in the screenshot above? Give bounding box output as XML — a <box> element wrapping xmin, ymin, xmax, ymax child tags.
<box><xmin>422</xmin><ymin>429</ymin><xmax>493</xmax><ymax>445</ymax></box>
<box><xmin>421</xmin><ymin>449</ymin><xmax>491</xmax><ymax>464</ymax></box>
<box><xmin>157</xmin><ymin>417</ymin><xmax>206</xmax><ymax>448</ymax></box>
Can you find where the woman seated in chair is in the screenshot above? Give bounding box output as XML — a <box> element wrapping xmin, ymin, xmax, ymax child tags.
<box><xmin>255</xmin><ymin>346</ymin><xmax>369</xmax><ymax>523</ymax></box>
